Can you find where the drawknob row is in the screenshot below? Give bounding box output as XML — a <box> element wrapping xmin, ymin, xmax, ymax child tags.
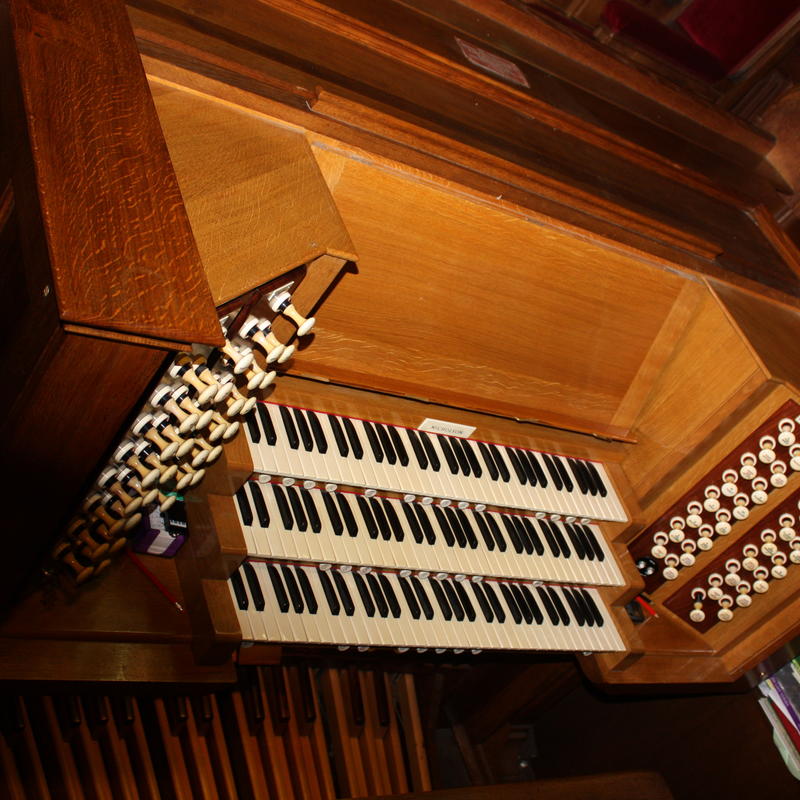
<box><xmin>51</xmin><ymin>289</ymin><xmax>317</xmax><ymax>585</ymax></box>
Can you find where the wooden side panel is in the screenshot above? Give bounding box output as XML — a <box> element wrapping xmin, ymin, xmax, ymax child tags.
<box><xmin>1</xmin><ymin>0</ymin><xmax>220</xmax><ymax>344</ymax></box>
<box><xmin>149</xmin><ymin>81</ymin><xmax>356</xmax><ymax>306</ymax></box>
<box><xmin>292</xmin><ymin>148</ymin><xmax>686</xmax><ymax>439</ymax></box>
<box><xmin>622</xmin><ymin>290</ymin><xmax>767</xmax><ymax>502</ymax></box>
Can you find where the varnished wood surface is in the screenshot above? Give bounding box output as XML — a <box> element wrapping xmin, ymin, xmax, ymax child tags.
<box><xmin>150</xmin><ymin>80</ymin><xmax>356</xmax><ymax>305</ymax></box>
<box><xmin>2</xmin><ymin>0</ymin><xmax>221</xmax><ymax>345</ymax></box>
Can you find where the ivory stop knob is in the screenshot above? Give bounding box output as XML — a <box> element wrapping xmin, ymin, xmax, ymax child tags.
<box><xmin>689</xmin><ymin>607</ymin><xmax>705</xmax><ymax>623</ymax></box>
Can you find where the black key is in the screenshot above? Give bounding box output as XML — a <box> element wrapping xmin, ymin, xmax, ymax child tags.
<box><xmin>295</xmin><ymin>568</ymin><xmax>318</xmax><ymax>614</ymax></box>
<box><xmin>438</xmin><ymin>435</ymin><xmax>459</xmax><ymax>475</ymax></box>
<box><xmin>243</xmin><ymin>562</ymin><xmax>265</xmax><ymax>610</ymax></box>
<box><xmin>455</xmin><ymin>508</ymin><xmax>478</xmax><ymax>549</ymax></box>
<box><xmin>580</xmin><ymin>589</ymin><xmax>605</xmax><ymax>626</ymax></box>
<box><xmin>292</xmin><ymin>407</ymin><xmax>314</xmax><ymax>452</ymax></box>
<box><xmin>519</xmin><ymin>585</ymin><xmax>544</xmax><ymax>624</ymax></box>
<box><xmin>536</xmin><ymin>586</ymin><xmax>560</xmax><ymax>625</ymax></box>
<box><xmin>433</xmin><ymin>505</ymin><xmax>456</xmax><ymax>547</ymax></box>
<box><xmin>519</xmin><ymin>450</ymin><xmax>539</xmax><ymax>487</ymax></box>
<box><xmin>337</xmin><ymin>494</ymin><xmax>358</xmax><ymax>537</ymax></box>
<box><xmin>399</xmin><ymin>576</ymin><xmax>421</xmax><ymax>619</ymax></box>
<box><xmin>366</xmin><ymin>573</ymin><xmax>389</xmax><ymax>618</ymax></box>
<box><xmin>387</xmin><ymin>426</ymin><xmax>410</xmax><ymax>467</ymax></box>
<box><xmin>548</xmin><ymin>587</ymin><xmax>571</xmax><ymax>626</ymax></box>
<box><xmin>574</xmin><ymin>588</ymin><xmax>595</xmax><ymax>627</ymax></box>
<box><xmin>418</xmin><ymin>431</ymin><xmax>441</xmax><ymax>471</ymax></box>
<box><xmin>580</xmin><ymin>460</ymin><xmax>599</xmax><ymax>496</ymax></box>
<box><xmin>562</xmin><ymin>587</ymin><xmax>585</xmax><ymax>626</ymax></box>
<box><xmin>477</xmin><ymin>441</ymin><xmax>499</xmax><ymax>481</ymax></box>
<box><xmin>286</xmin><ymin>486</ymin><xmax>308</xmax><ymax>532</ymax></box>
<box><xmin>541</xmin><ymin>453</ymin><xmax>563</xmax><ymax>491</ymax></box>
<box><xmin>501</xmin><ymin>514</ymin><xmax>524</xmax><ymax>554</ymax></box>
<box><xmin>300</xmin><ymin>489</ymin><xmax>321</xmax><ymax>533</ymax></box>
<box><xmin>536</xmin><ymin>518</ymin><xmax>560</xmax><ymax>557</ymax></box>
<box><xmin>341</xmin><ymin>416</ymin><xmax>364</xmax><ymax>459</ymax></box>
<box><xmin>504</xmin><ymin>447</ymin><xmax>527</xmax><ymax>485</ymax></box>
<box><xmin>470</xmin><ymin>581</ymin><xmax>493</xmax><ymax>623</ymax></box>
<box><xmin>231</xmin><ymin>569</ymin><xmax>248</xmax><ymax>609</ymax></box>
<box><xmin>488</xmin><ymin>443</ymin><xmax>511</xmax><ymax>482</ymax></box>
<box><xmin>554</xmin><ymin>456</ymin><xmax>573</xmax><ymax>492</ymax></box>
<box><xmin>511</xmin><ymin>515</ymin><xmax>534</xmax><ymax>556</ymax></box>
<box><xmin>461</xmin><ymin>439</ymin><xmax>482</xmax><ymax>478</ymax></box>
<box><xmin>511</xmin><ymin>584</ymin><xmax>533</xmax><ymax>624</ymax></box>
<box><xmin>454</xmin><ymin>580</ymin><xmax>476</xmax><ymax>622</ymax></box>
<box><xmin>573</xmin><ymin>524</ymin><xmax>595</xmax><ymax>561</ymax></box>
<box><xmin>248</xmin><ymin>482</ymin><xmax>269</xmax><ymax>528</ymax></box>
<box><xmin>281</xmin><ymin>565</ymin><xmax>304</xmax><ymax>613</ymax></box>
<box><xmin>319</xmin><ymin>570</ymin><xmax>340</xmax><ymax>614</ymax></box>
<box><xmin>520</xmin><ymin>516</ymin><xmax>545</xmax><ymax>556</ymax></box>
<box><xmin>267</xmin><ymin>565</ymin><xmax>290</xmax><ymax>612</ymax></box>
<box><xmin>306</xmin><ymin>411</ymin><xmax>328</xmax><ymax>454</ymax></box>
<box><xmin>429</xmin><ymin>579</ymin><xmax>453</xmax><ymax>621</ymax></box>
<box><xmin>244</xmin><ymin>409</ymin><xmax>261</xmax><ymax>443</ymax></box>
<box><xmin>378</xmin><ymin>573</ymin><xmax>402</xmax><ymax>618</ymax></box>
<box><xmin>442</xmin><ymin>580</ymin><xmax>465</xmax><ymax>621</ymax></box>
<box><xmin>527</xmin><ymin>451</ymin><xmax>548</xmax><ymax>487</ymax></box>
<box><xmin>482</xmin><ymin>581</ymin><xmax>506</xmax><ymax>622</ymax></box>
<box><xmin>235</xmin><ymin>485</ymin><xmax>254</xmax><ymax>526</ymax></box>
<box><xmin>414</xmin><ymin>504</ymin><xmax>437</xmax><ymax>545</ymax></box>
<box><xmin>473</xmin><ymin>511</ymin><xmax>495</xmax><ymax>551</ymax></box>
<box><xmin>382</xmin><ymin>499</ymin><xmax>404</xmax><ymax>542</ymax></box>
<box><xmin>449</xmin><ymin>437</ymin><xmax>471</xmax><ymax>476</ymax></box>
<box><xmin>352</xmin><ymin>573</ymin><xmax>375</xmax><ymax>617</ymax></box>
<box><xmin>278</xmin><ymin>405</ymin><xmax>299</xmax><ymax>450</ymax></box>
<box><xmin>375</xmin><ymin>423</ymin><xmax>397</xmax><ymax>465</ymax></box>
<box><xmin>550</xmin><ymin>521</ymin><xmax>571</xmax><ymax>558</ymax></box>
<box><xmin>564</xmin><ymin>523</ymin><xmax>586</xmax><ymax>559</ymax></box>
<box><xmin>357</xmin><ymin>495</ymin><xmax>379</xmax><ymax>539</ymax></box>
<box><xmin>362</xmin><ymin>420</ymin><xmax>384</xmax><ymax>463</ymax></box>
<box><xmin>410</xmin><ymin>576</ymin><xmax>434</xmax><ymax>620</ymax></box>
<box><xmin>257</xmin><ymin>403</ymin><xmax>277</xmax><ymax>445</ymax></box>
<box><xmin>585</xmin><ymin>461</ymin><xmax>608</xmax><ymax>497</ymax></box>
<box><xmin>369</xmin><ymin>497</ymin><xmax>392</xmax><ymax>542</ymax></box>
<box><xmin>328</xmin><ymin>414</ymin><xmax>348</xmax><ymax>457</ymax></box>
<box><xmin>445</xmin><ymin>507</ymin><xmax>467</xmax><ymax>548</ymax></box>
<box><xmin>322</xmin><ymin>491</ymin><xmax>344</xmax><ymax>536</ymax></box>
<box><xmin>581</xmin><ymin>524</ymin><xmax>606</xmax><ymax>562</ymax></box>
<box><xmin>402</xmin><ymin>502</ymin><xmax>424</xmax><ymax>544</ymax></box>
<box><xmin>405</xmin><ymin>428</ymin><xmax>428</xmax><ymax>470</ymax></box>
<box><xmin>484</xmin><ymin>512</ymin><xmax>507</xmax><ymax>552</ymax></box>
<box><xmin>499</xmin><ymin>583</ymin><xmax>523</xmax><ymax>624</ymax></box>
<box><xmin>333</xmin><ymin>570</ymin><xmax>355</xmax><ymax>616</ymax></box>
<box><xmin>568</xmin><ymin>458</ymin><xmax>589</xmax><ymax>494</ymax></box>
<box><xmin>272</xmin><ymin>484</ymin><xmax>293</xmax><ymax>529</ymax></box>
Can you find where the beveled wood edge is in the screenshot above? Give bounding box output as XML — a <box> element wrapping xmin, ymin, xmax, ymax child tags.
<box><xmin>62</xmin><ymin>322</ymin><xmax>192</xmax><ymax>352</ymax></box>
<box><xmin>750</xmin><ymin>205</ymin><xmax>800</xmax><ymax>279</ymax></box>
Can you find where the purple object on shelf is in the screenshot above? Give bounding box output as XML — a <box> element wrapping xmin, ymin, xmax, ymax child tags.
<box><xmin>132</xmin><ymin>505</ymin><xmax>186</xmax><ymax>557</ymax></box>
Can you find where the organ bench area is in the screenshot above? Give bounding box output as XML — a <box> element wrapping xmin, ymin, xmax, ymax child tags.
<box><xmin>7</xmin><ymin>0</ymin><xmax>800</xmax><ymax>725</ymax></box>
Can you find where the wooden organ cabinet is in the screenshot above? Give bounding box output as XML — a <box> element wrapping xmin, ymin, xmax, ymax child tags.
<box><xmin>4</xmin><ymin>0</ymin><xmax>800</xmax><ymax>696</ymax></box>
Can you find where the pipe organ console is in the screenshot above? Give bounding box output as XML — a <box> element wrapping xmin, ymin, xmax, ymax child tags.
<box><xmin>4</xmin><ymin>0</ymin><xmax>800</xmax><ymax>696</ymax></box>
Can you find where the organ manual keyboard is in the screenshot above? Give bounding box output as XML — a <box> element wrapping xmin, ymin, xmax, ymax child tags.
<box><xmin>7</xmin><ymin>0</ymin><xmax>800</xmax><ymax>692</ymax></box>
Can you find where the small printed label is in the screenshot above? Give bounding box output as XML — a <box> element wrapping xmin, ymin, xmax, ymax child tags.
<box><xmin>455</xmin><ymin>37</ymin><xmax>529</xmax><ymax>88</ymax></box>
<box><xmin>418</xmin><ymin>418</ymin><xmax>476</xmax><ymax>438</ymax></box>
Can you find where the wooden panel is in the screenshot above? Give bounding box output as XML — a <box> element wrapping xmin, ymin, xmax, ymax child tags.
<box><xmin>291</xmin><ymin>149</ymin><xmax>686</xmax><ymax>438</ymax></box>
<box><xmin>149</xmin><ymin>81</ymin><xmax>356</xmax><ymax>305</ymax></box>
<box><xmin>622</xmin><ymin>290</ymin><xmax>768</xmax><ymax>501</ymax></box>
<box><xmin>1</xmin><ymin>0</ymin><xmax>220</xmax><ymax>344</ymax></box>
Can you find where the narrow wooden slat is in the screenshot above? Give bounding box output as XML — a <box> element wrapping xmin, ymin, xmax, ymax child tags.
<box><xmin>0</xmin><ymin>734</ymin><xmax>27</xmax><ymax>800</ymax></box>
<box><xmin>358</xmin><ymin>670</ymin><xmax>392</xmax><ymax>796</ymax></box>
<box><xmin>229</xmin><ymin>690</ymin><xmax>272</xmax><ymax>800</ymax></box>
<box><xmin>89</xmin><ymin>696</ymin><xmax>139</xmax><ymax>800</ymax></box>
<box><xmin>320</xmin><ymin>668</ymin><xmax>368</xmax><ymax>797</ymax></box>
<box><xmin>203</xmin><ymin>695</ymin><xmax>240</xmax><ymax>800</ymax></box>
<box><xmin>71</xmin><ymin>698</ymin><xmax>114</xmax><ymax>800</ymax></box>
<box><xmin>180</xmin><ymin>697</ymin><xmax>219</xmax><ymax>799</ymax></box>
<box><xmin>283</xmin><ymin>666</ymin><xmax>323</xmax><ymax>800</ymax></box>
<box><xmin>256</xmin><ymin>667</ymin><xmax>296</xmax><ymax>800</ymax></box>
<box><xmin>301</xmin><ymin>668</ymin><xmax>336</xmax><ymax>800</ymax></box>
<box><xmin>14</xmin><ymin>699</ymin><xmax>53</xmax><ymax>800</ymax></box>
<box><xmin>153</xmin><ymin>699</ymin><xmax>194</xmax><ymax>800</ymax></box>
<box><xmin>41</xmin><ymin>698</ymin><xmax>87</xmax><ymax>800</ymax></box>
<box><xmin>395</xmin><ymin>674</ymin><xmax>431</xmax><ymax>792</ymax></box>
<box><xmin>381</xmin><ymin>673</ymin><xmax>409</xmax><ymax>795</ymax></box>
<box><xmin>119</xmin><ymin>698</ymin><xmax>162</xmax><ymax>800</ymax></box>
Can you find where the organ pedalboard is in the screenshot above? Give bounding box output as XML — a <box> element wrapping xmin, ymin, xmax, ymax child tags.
<box><xmin>214</xmin><ymin>399</ymin><xmax>629</xmax><ymax>656</ymax></box>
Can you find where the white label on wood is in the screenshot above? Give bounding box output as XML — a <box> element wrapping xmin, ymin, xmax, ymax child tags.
<box><xmin>455</xmin><ymin>37</ymin><xmax>530</xmax><ymax>88</ymax></box>
<box><xmin>418</xmin><ymin>418</ymin><xmax>476</xmax><ymax>438</ymax></box>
